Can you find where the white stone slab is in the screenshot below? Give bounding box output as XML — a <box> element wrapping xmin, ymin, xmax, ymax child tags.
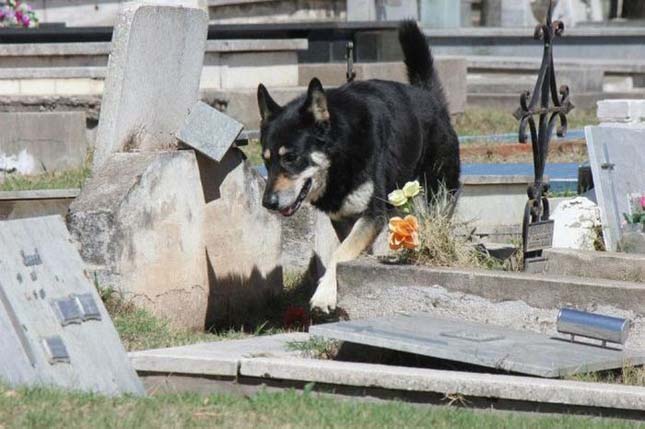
<box><xmin>0</xmin><ymin>216</ymin><xmax>144</xmax><ymax>396</ymax></box>
<box><xmin>309</xmin><ymin>314</ymin><xmax>645</xmax><ymax>378</ymax></box>
<box><xmin>239</xmin><ymin>357</ymin><xmax>645</xmax><ymax>412</ymax></box>
<box><xmin>597</xmin><ymin>99</ymin><xmax>645</xmax><ymax>123</ymax></box>
<box><xmin>550</xmin><ymin>196</ymin><xmax>601</xmax><ymax>250</ymax></box>
<box><xmin>129</xmin><ymin>333</ymin><xmax>308</xmax><ymax>376</ymax></box>
<box><xmin>176</xmin><ymin>101</ymin><xmax>243</xmax><ymax>162</ymax></box>
<box><xmin>93</xmin><ymin>3</ymin><xmax>208</xmax><ymax>169</ymax></box>
<box><xmin>585</xmin><ymin>125</ymin><xmax>645</xmax><ymax>251</ymax></box>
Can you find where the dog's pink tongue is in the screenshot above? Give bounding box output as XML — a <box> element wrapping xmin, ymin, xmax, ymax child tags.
<box><xmin>280</xmin><ymin>207</ymin><xmax>295</xmax><ymax>217</ymax></box>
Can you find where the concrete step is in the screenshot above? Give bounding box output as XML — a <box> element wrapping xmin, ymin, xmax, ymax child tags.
<box><xmin>543</xmin><ymin>248</ymin><xmax>645</xmax><ymax>283</ymax></box>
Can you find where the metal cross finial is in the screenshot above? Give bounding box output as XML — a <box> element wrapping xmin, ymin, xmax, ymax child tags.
<box><xmin>346</xmin><ymin>41</ymin><xmax>356</xmax><ymax>83</ymax></box>
<box><xmin>516</xmin><ymin>0</ymin><xmax>575</xmax><ymax>268</ymax></box>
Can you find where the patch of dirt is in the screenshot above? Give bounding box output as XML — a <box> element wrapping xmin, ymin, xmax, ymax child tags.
<box><xmin>461</xmin><ymin>140</ymin><xmax>588</xmax><ymax>164</ymax></box>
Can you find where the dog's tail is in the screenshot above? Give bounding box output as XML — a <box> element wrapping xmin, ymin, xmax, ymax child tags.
<box><xmin>398</xmin><ymin>20</ymin><xmax>443</xmax><ymax>96</ymax></box>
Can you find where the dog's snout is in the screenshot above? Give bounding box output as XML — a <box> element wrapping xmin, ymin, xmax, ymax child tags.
<box><xmin>263</xmin><ymin>192</ymin><xmax>279</xmax><ymax>211</ymax></box>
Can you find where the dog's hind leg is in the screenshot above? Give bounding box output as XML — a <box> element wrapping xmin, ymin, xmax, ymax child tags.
<box><xmin>310</xmin><ymin>216</ymin><xmax>382</xmax><ymax>313</ymax></box>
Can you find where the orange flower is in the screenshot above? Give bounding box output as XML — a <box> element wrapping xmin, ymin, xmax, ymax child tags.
<box><xmin>388</xmin><ymin>215</ymin><xmax>419</xmax><ymax>251</ymax></box>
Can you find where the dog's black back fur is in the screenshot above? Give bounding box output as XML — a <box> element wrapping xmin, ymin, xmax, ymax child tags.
<box><xmin>259</xmin><ymin>20</ymin><xmax>460</xmax><ymax>227</ymax></box>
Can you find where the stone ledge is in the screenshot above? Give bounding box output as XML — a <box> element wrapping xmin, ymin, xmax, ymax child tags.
<box><xmin>543</xmin><ymin>248</ymin><xmax>645</xmax><ymax>283</ymax></box>
<box><xmin>0</xmin><ymin>188</ymin><xmax>80</xmax><ymax>201</ymax></box>
<box><xmin>337</xmin><ymin>258</ymin><xmax>645</xmax><ymax>316</ymax></box>
<box><xmin>239</xmin><ymin>357</ymin><xmax>645</xmax><ymax>412</ymax></box>
<box><xmin>129</xmin><ymin>333</ymin><xmax>307</xmax><ymax>377</ymax></box>
<box><xmin>0</xmin><ymin>39</ymin><xmax>307</xmax><ymax>57</ymax></box>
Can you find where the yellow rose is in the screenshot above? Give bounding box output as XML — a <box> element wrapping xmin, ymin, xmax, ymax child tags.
<box><xmin>388</xmin><ymin>189</ymin><xmax>408</xmax><ymax>207</ymax></box>
<box><xmin>402</xmin><ymin>180</ymin><xmax>422</xmax><ymax>198</ymax></box>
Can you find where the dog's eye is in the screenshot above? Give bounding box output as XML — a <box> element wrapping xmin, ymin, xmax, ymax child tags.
<box><xmin>282</xmin><ymin>152</ymin><xmax>299</xmax><ymax>164</ymax></box>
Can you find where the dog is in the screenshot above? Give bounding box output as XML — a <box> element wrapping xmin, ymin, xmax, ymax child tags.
<box><xmin>257</xmin><ymin>20</ymin><xmax>460</xmax><ymax>313</ymax></box>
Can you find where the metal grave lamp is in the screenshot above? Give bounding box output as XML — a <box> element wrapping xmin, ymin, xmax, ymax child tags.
<box><xmin>514</xmin><ymin>0</ymin><xmax>574</xmax><ymax>270</ymax></box>
<box><xmin>557</xmin><ymin>308</ymin><xmax>631</xmax><ymax>348</ymax></box>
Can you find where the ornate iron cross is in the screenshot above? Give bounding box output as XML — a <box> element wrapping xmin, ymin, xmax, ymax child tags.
<box><xmin>514</xmin><ymin>0</ymin><xmax>574</xmax><ymax>267</ymax></box>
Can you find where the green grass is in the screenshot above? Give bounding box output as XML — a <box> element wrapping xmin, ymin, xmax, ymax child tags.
<box><xmin>0</xmin><ymin>166</ymin><xmax>90</xmax><ymax>191</ymax></box>
<box><xmin>454</xmin><ymin>108</ymin><xmax>598</xmax><ymax>138</ymax></box>
<box><xmin>0</xmin><ymin>384</ymin><xmax>641</xmax><ymax>429</ymax></box>
<box><xmin>99</xmin><ymin>286</ymin><xmax>248</xmax><ymax>351</ymax></box>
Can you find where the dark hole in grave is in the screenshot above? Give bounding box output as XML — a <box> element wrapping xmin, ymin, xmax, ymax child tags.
<box><xmin>334</xmin><ymin>342</ymin><xmax>521</xmax><ymax>376</ymax></box>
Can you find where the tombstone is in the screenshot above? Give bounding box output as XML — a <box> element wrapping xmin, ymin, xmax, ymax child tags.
<box><xmin>484</xmin><ymin>0</ymin><xmax>535</xmax><ymax>27</ymax></box>
<box><xmin>69</xmin><ymin>2</ymin><xmax>282</xmax><ymax>329</ymax></box>
<box><xmin>347</xmin><ymin>0</ymin><xmax>418</xmax><ymax>21</ymax></box>
<box><xmin>552</xmin><ymin>0</ymin><xmax>603</xmax><ymax>26</ymax></box>
<box><xmin>420</xmin><ymin>0</ymin><xmax>462</xmax><ymax>28</ymax></box>
<box><xmin>93</xmin><ymin>3</ymin><xmax>208</xmax><ymax>170</ymax></box>
<box><xmin>310</xmin><ymin>314</ymin><xmax>645</xmax><ymax>378</ymax></box>
<box><xmin>585</xmin><ymin>100</ymin><xmax>645</xmax><ymax>251</ymax></box>
<box><xmin>0</xmin><ymin>216</ymin><xmax>144</xmax><ymax>395</ymax></box>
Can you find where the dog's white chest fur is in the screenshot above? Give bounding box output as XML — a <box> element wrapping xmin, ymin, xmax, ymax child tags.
<box><xmin>329</xmin><ymin>180</ymin><xmax>374</xmax><ymax>221</ymax></box>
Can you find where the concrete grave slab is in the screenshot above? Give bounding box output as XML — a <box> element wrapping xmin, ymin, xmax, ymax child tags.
<box><xmin>129</xmin><ymin>332</ymin><xmax>308</xmax><ymax>377</ymax></box>
<box><xmin>309</xmin><ymin>314</ymin><xmax>645</xmax><ymax>378</ymax></box>
<box><xmin>93</xmin><ymin>3</ymin><xmax>208</xmax><ymax>169</ymax></box>
<box><xmin>176</xmin><ymin>101</ymin><xmax>243</xmax><ymax>162</ymax></box>
<box><xmin>0</xmin><ymin>189</ymin><xmax>79</xmax><ymax>221</ymax></box>
<box><xmin>130</xmin><ymin>332</ymin><xmax>645</xmax><ymax>414</ymax></box>
<box><xmin>585</xmin><ymin>125</ymin><xmax>645</xmax><ymax>251</ymax></box>
<box><xmin>0</xmin><ymin>112</ymin><xmax>88</xmax><ymax>174</ymax></box>
<box><xmin>0</xmin><ymin>216</ymin><xmax>143</xmax><ymax>395</ymax></box>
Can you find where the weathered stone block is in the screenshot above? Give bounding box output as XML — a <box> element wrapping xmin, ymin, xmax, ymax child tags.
<box><xmin>93</xmin><ymin>4</ymin><xmax>208</xmax><ymax>169</ymax></box>
<box><xmin>197</xmin><ymin>148</ymin><xmax>282</xmax><ymax>328</ymax></box>
<box><xmin>68</xmin><ymin>151</ymin><xmax>208</xmax><ymax>329</ymax></box>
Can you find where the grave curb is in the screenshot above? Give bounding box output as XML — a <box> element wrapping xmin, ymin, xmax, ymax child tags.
<box><xmin>337</xmin><ymin>258</ymin><xmax>645</xmax><ymax>315</ymax></box>
<box><xmin>238</xmin><ymin>357</ymin><xmax>645</xmax><ymax>412</ymax></box>
<box><xmin>129</xmin><ymin>333</ymin><xmax>645</xmax><ymax>414</ymax></box>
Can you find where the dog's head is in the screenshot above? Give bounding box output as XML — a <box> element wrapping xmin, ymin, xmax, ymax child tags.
<box><xmin>257</xmin><ymin>78</ymin><xmax>332</xmax><ymax>217</ymax></box>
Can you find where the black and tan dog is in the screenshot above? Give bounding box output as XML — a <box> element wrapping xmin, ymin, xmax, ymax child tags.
<box><xmin>257</xmin><ymin>20</ymin><xmax>460</xmax><ymax>312</ymax></box>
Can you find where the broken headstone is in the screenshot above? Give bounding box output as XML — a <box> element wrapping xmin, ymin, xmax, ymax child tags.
<box><xmin>0</xmin><ymin>216</ymin><xmax>144</xmax><ymax>395</ymax></box>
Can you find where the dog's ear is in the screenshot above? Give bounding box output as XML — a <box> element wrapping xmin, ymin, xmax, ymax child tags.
<box><xmin>257</xmin><ymin>83</ymin><xmax>281</xmax><ymax>122</ymax></box>
<box><xmin>304</xmin><ymin>78</ymin><xmax>330</xmax><ymax>124</ymax></box>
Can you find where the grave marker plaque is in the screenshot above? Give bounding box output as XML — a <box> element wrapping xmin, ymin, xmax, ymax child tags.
<box><xmin>524</xmin><ymin>220</ymin><xmax>554</xmax><ymax>252</ymax></box>
<box><xmin>0</xmin><ymin>216</ymin><xmax>144</xmax><ymax>395</ymax></box>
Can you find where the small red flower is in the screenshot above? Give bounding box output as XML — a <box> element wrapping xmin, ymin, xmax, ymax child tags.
<box><xmin>283</xmin><ymin>305</ymin><xmax>309</xmax><ymax>330</ymax></box>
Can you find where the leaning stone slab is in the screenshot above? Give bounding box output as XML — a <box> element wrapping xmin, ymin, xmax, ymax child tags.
<box><xmin>239</xmin><ymin>357</ymin><xmax>645</xmax><ymax>412</ymax></box>
<box><xmin>129</xmin><ymin>332</ymin><xmax>308</xmax><ymax>377</ymax></box>
<box><xmin>309</xmin><ymin>314</ymin><xmax>645</xmax><ymax>378</ymax></box>
<box><xmin>586</xmin><ymin>124</ymin><xmax>645</xmax><ymax>250</ymax></box>
<box><xmin>0</xmin><ymin>216</ymin><xmax>144</xmax><ymax>395</ymax></box>
<box><xmin>68</xmin><ymin>151</ymin><xmax>208</xmax><ymax>329</ymax></box>
<box><xmin>93</xmin><ymin>3</ymin><xmax>208</xmax><ymax>169</ymax></box>
<box><xmin>176</xmin><ymin>101</ymin><xmax>243</xmax><ymax>162</ymax></box>
<box><xmin>0</xmin><ymin>111</ymin><xmax>87</xmax><ymax>174</ymax></box>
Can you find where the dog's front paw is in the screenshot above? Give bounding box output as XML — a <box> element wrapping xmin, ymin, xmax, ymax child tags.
<box><xmin>309</xmin><ymin>274</ymin><xmax>337</xmax><ymax>314</ymax></box>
